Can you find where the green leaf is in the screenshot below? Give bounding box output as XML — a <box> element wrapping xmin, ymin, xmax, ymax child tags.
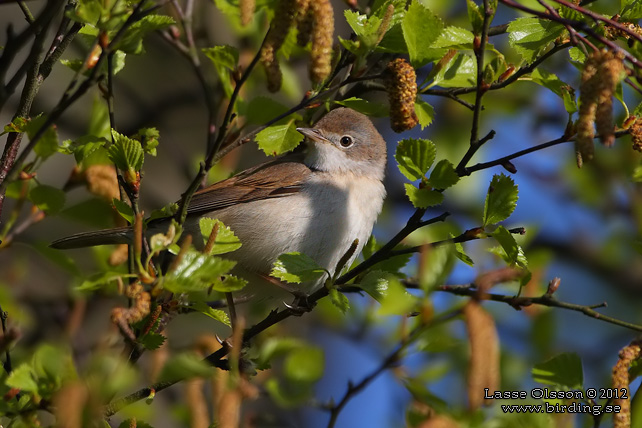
<box><xmin>482</xmin><ymin>173</ymin><xmax>518</xmax><ymax>226</ymax></box>
<box><xmin>432</xmin><ymin>26</ymin><xmax>474</xmax><ymax>49</ymax></box>
<box><xmin>140</xmin><ymin>332</ymin><xmax>166</xmax><ymax>351</ymax></box>
<box><xmin>529</xmin><ymin>69</ymin><xmax>577</xmax><ymax>114</ymax></box>
<box><xmin>414</xmin><ymin>98</ymin><xmax>434</xmax><ymax>130</ymax></box>
<box><xmin>334</xmin><ymin>97</ymin><xmax>389</xmax><ymax>117</ymax></box>
<box><xmin>532</xmin><ymin>353</ymin><xmax>583</xmax><ymax>390</ymax></box>
<box><xmin>163</xmin><ymin>250</ymin><xmax>236</xmax><ymax>293</ymax></box>
<box><xmin>419</xmin><ymin>246</ymin><xmax>454</xmax><ymax>290</ymax></box>
<box><xmin>158</xmin><ymin>352</ymin><xmax>215</xmax><ymax>383</ymax></box>
<box><xmin>211</xmin><ymin>275</ymin><xmax>247</xmax><ymax>293</ymax></box>
<box><xmin>507</xmin><ymin>17</ymin><xmax>565</xmax><ymax>64</ymax></box>
<box><xmin>271</xmin><ymin>252</ymin><xmax>326</xmax><ymax>284</ymax></box>
<box><xmin>428</xmin><ymin>159</ymin><xmax>459</xmax><ymax>189</ymax></box>
<box><xmin>112</xmin><ymin>198</ymin><xmax>134</xmax><ymax>224</ymax></box>
<box><xmin>192</xmin><ymin>301</ymin><xmax>231</xmax><ymax>327</ymax></box>
<box><xmin>284</xmin><ymin>346</ymin><xmax>324</xmax><ymax>383</ymax></box>
<box><xmin>116</xmin><ymin>14</ymin><xmax>175</xmax><ymax>54</ymax></box>
<box><xmin>622</xmin><ymin>0</ymin><xmax>642</xmax><ymax>20</ymax></box>
<box><xmin>402</xmin><ymin>1</ymin><xmax>443</xmax><ymax>67</ymax></box>
<box><xmin>147</xmin><ymin>203</ymin><xmax>178</xmax><ymax>223</ymax></box>
<box><xmin>27</xmin><ymin>115</ymin><xmax>58</xmax><ymax>159</ymax></box>
<box><xmin>378</xmin><ymin>276</ymin><xmax>416</xmax><ymax>316</ymax></box>
<box><xmin>256</xmin><ymin>121</ymin><xmax>302</xmax><ymax>156</ymax></box>
<box><xmin>492</xmin><ymin>226</ymin><xmax>528</xmax><ymax>268</ymax></box>
<box><xmin>395</xmin><ymin>138</ymin><xmax>436</xmax><ymax>181</ymax></box>
<box><xmin>404</xmin><ymin>184</ymin><xmax>444</xmax><ymax>208</ymax></box>
<box><xmin>6</xmin><ymin>364</ymin><xmax>38</xmax><ymax>392</ymax></box>
<box><xmin>568</xmin><ymin>46</ymin><xmax>586</xmax><ymax>63</ymax></box>
<box><xmin>454</xmin><ymin>240</ymin><xmax>474</xmax><ymax>266</ymax></box>
<box><xmin>432</xmin><ymin>52</ymin><xmax>476</xmax><ymax>88</ymax></box>
<box><xmin>29</xmin><ymin>185</ymin><xmax>65</xmax><ymax>214</ymax></box>
<box><xmin>344</xmin><ymin>10</ymin><xmax>382</xmax><ymax>49</ymax></box>
<box><xmin>76</xmin><ymin>271</ymin><xmax>136</xmax><ymax>291</ymax></box>
<box><xmin>32</xmin><ymin>345</ymin><xmax>77</xmax><ymax>387</ymax></box>
<box><xmin>109</xmin><ymin>129</ymin><xmax>144</xmax><ymax>172</ymax></box>
<box><xmin>199</xmin><ymin>218</ymin><xmax>242</xmax><ymax>255</ymax></box>
<box><xmin>633</xmin><ymin>165</ymin><xmax>642</xmax><ymax>182</ymax></box>
<box><xmin>357</xmin><ymin>270</ymin><xmax>390</xmax><ymax>302</ymax></box>
<box><xmin>329</xmin><ymin>288</ymin><xmax>350</xmax><ymax>313</ymax></box>
<box><xmin>203</xmin><ymin>45</ymin><xmax>240</xmax><ymax>97</ymax></box>
<box><xmin>134</xmin><ymin>127</ymin><xmax>160</xmax><ymax>156</ymax></box>
<box><xmin>466</xmin><ymin>0</ymin><xmax>484</xmax><ymax>34</ymax></box>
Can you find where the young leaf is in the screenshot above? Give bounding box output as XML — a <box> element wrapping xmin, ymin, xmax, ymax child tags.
<box><xmin>112</xmin><ymin>198</ymin><xmax>134</xmax><ymax>224</ymax></box>
<box><xmin>357</xmin><ymin>270</ymin><xmax>390</xmax><ymax>302</ymax></box>
<box><xmin>378</xmin><ymin>276</ymin><xmax>417</xmax><ymax>316</ymax></box>
<box><xmin>271</xmin><ymin>252</ymin><xmax>326</xmax><ymax>284</ymax></box>
<box><xmin>414</xmin><ymin>98</ymin><xmax>434</xmax><ymax>130</ymax></box>
<box><xmin>344</xmin><ymin>10</ymin><xmax>382</xmax><ymax>49</ymax></box>
<box><xmin>139</xmin><ymin>332</ymin><xmax>166</xmax><ymax>351</ymax></box>
<box><xmin>395</xmin><ymin>138</ymin><xmax>436</xmax><ymax>181</ymax></box>
<box><xmin>133</xmin><ymin>127</ymin><xmax>160</xmax><ymax>156</ymax></box>
<box><xmin>482</xmin><ymin>173</ymin><xmax>518</xmax><ymax>226</ymax></box>
<box><xmin>203</xmin><ymin>45</ymin><xmax>240</xmax><ymax>97</ymax></box>
<box><xmin>76</xmin><ymin>272</ymin><xmax>136</xmax><ymax>291</ymax></box>
<box><xmin>192</xmin><ymin>301</ymin><xmax>231</xmax><ymax>327</ymax></box>
<box><xmin>334</xmin><ymin>97</ymin><xmax>389</xmax><ymax>117</ymax></box>
<box><xmin>163</xmin><ymin>250</ymin><xmax>236</xmax><ymax>293</ymax></box>
<box><xmin>404</xmin><ymin>184</ymin><xmax>444</xmax><ymax>208</ymax></box>
<box><xmin>428</xmin><ymin>159</ymin><xmax>459</xmax><ymax>189</ymax></box>
<box><xmin>29</xmin><ymin>185</ymin><xmax>65</xmax><ymax>214</ymax></box>
<box><xmin>328</xmin><ymin>288</ymin><xmax>350</xmax><ymax>313</ymax></box>
<box><xmin>507</xmin><ymin>17</ymin><xmax>565</xmax><ymax>64</ymax></box>
<box><xmin>6</xmin><ymin>364</ymin><xmax>39</xmax><ymax>392</ymax></box>
<box><xmin>109</xmin><ymin>130</ymin><xmax>144</xmax><ymax>172</ymax></box>
<box><xmin>431</xmin><ymin>52</ymin><xmax>476</xmax><ymax>88</ymax></box>
<box><xmin>158</xmin><ymin>353</ymin><xmax>215</xmax><ymax>383</ymax></box>
<box><xmin>256</xmin><ymin>121</ymin><xmax>302</xmax><ymax>156</ymax></box>
<box><xmin>199</xmin><ymin>218</ymin><xmax>242</xmax><ymax>255</ymax></box>
<box><xmin>492</xmin><ymin>226</ymin><xmax>528</xmax><ymax>268</ymax></box>
<box><xmin>210</xmin><ymin>275</ymin><xmax>247</xmax><ymax>293</ymax></box>
<box><xmin>532</xmin><ymin>353</ymin><xmax>583</xmax><ymax>390</ymax></box>
<box><xmin>27</xmin><ymin>115</ymin><xmax>59</xmax><ymax>159</ymax></box>
<box><xmin>529</xmin><ymin>69</ymin><xmax>577</xmax><ymax>114</ymax></box>
<box><xmin>454</xmin><ymin>240</ymin><xmax>474</xmax><ymax>266</ymax></box>
<box><xmin>116</xmin><ymin>15</ymin><xmax>175</xmax><ymax>54</ymax></box>
<box><xmin>402</xmin><ymin>1</ymin><xmax>443</xmax><ymax>67</ymax></box>
<box><xmin>284</xmin><ymin>346</ymin><xmax>325</xmax><ymax>383</ymax></box>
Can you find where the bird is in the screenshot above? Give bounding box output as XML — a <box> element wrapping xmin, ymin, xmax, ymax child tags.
<box><xmin>52</xmin><ymin>107</ymin><xmax>387</xmax><ymax>299</ymax></box>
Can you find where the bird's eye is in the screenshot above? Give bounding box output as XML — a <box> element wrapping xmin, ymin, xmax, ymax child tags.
<box><xmin>340</xmin><ymin>135</ymin><xmax>354</xmax><ymax>147</ymax></box>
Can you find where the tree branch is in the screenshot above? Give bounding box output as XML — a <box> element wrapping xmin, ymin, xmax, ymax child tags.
<box><xmin>437</xmin><ymin>284</ymin><xmax>642</xmax><ymax>332</ymax></box>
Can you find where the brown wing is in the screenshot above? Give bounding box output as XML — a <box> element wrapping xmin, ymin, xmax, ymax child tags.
<box><xmin>186</xmin><ymin>157</ymin><xmax>312</xmax><ymax>216</ymax></box>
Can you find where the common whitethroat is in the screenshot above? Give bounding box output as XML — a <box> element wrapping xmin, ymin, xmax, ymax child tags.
<box><xmin>52</xmin><ymin>108</ymin><xmax>387</xmax><ymax>295</ymax></box>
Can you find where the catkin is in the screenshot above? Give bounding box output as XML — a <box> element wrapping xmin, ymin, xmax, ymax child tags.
<box><xmin>576</xmin><ymin>50</ymin><xmax>625</xmax><ymax>166</ymax></box>
<box><xmin>296</xmin><ymin>0</ymin><xmax>313</xmax><ymax>47</ymax></box>
<box><xmin>240</xmin><ymin>0</ymin><xmax>255</xmax><ymax>26</ymax></box>
<box><xmin>261</xmin><ymin>44</ymin><xmax>282</xmax><ymax>93</ymax></box>
<box><xmin>309</xmin><ymin>0</ymin><xmax>334</xmax><ymax>84</ymax></box>
<box><xmin>595</xmin><ymin>51</ymin><xmax>624</xmax><ymax>147</ymax></box>
<box><xmin>386</xmin><ymin>58</ymin><xmax>418</xmax><ymax>133</ymax></box>
<box><xmin>612</xmin><ymin>342</ymin><xmax>641</xmax><ymax>428</ymax></box>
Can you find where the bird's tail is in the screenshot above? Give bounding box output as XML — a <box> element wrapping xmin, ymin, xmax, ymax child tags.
<box><xmin>50</xmin><ymin>227</ymin><xmax>132</xmax><ymax>249</ymax></box>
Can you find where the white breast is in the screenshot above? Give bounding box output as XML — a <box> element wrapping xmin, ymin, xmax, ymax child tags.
<box><xmin>208</xmin><ymin>171</ymin><xmax>386</xmax><ymax>292</ymax></box>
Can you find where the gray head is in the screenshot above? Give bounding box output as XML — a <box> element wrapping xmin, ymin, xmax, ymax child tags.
<box><xmin>297</xmin><ymin>108</ymin><xmax>387</xmax><ymax>180</ymax></box>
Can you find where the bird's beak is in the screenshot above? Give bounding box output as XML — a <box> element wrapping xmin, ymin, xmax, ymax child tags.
<box><xmin>297</xmin><ymin>127</ymin><xmax>330</xmax><ymax>144</ymax></box>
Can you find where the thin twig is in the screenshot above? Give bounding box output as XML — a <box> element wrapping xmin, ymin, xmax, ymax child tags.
<box><xmin>455</xmin><ymin>0</ymin><xmax>494</xmax><ymax>174</ymax></box>
<box><xmin>325</xmin><ymin>308</ymin><xmax>462</xmax><ymax>428</ymax></box>
<box><xmin>437</xmin><ymin>285</ymin><xmax>642</xmax><ymax>332</ymax></box>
